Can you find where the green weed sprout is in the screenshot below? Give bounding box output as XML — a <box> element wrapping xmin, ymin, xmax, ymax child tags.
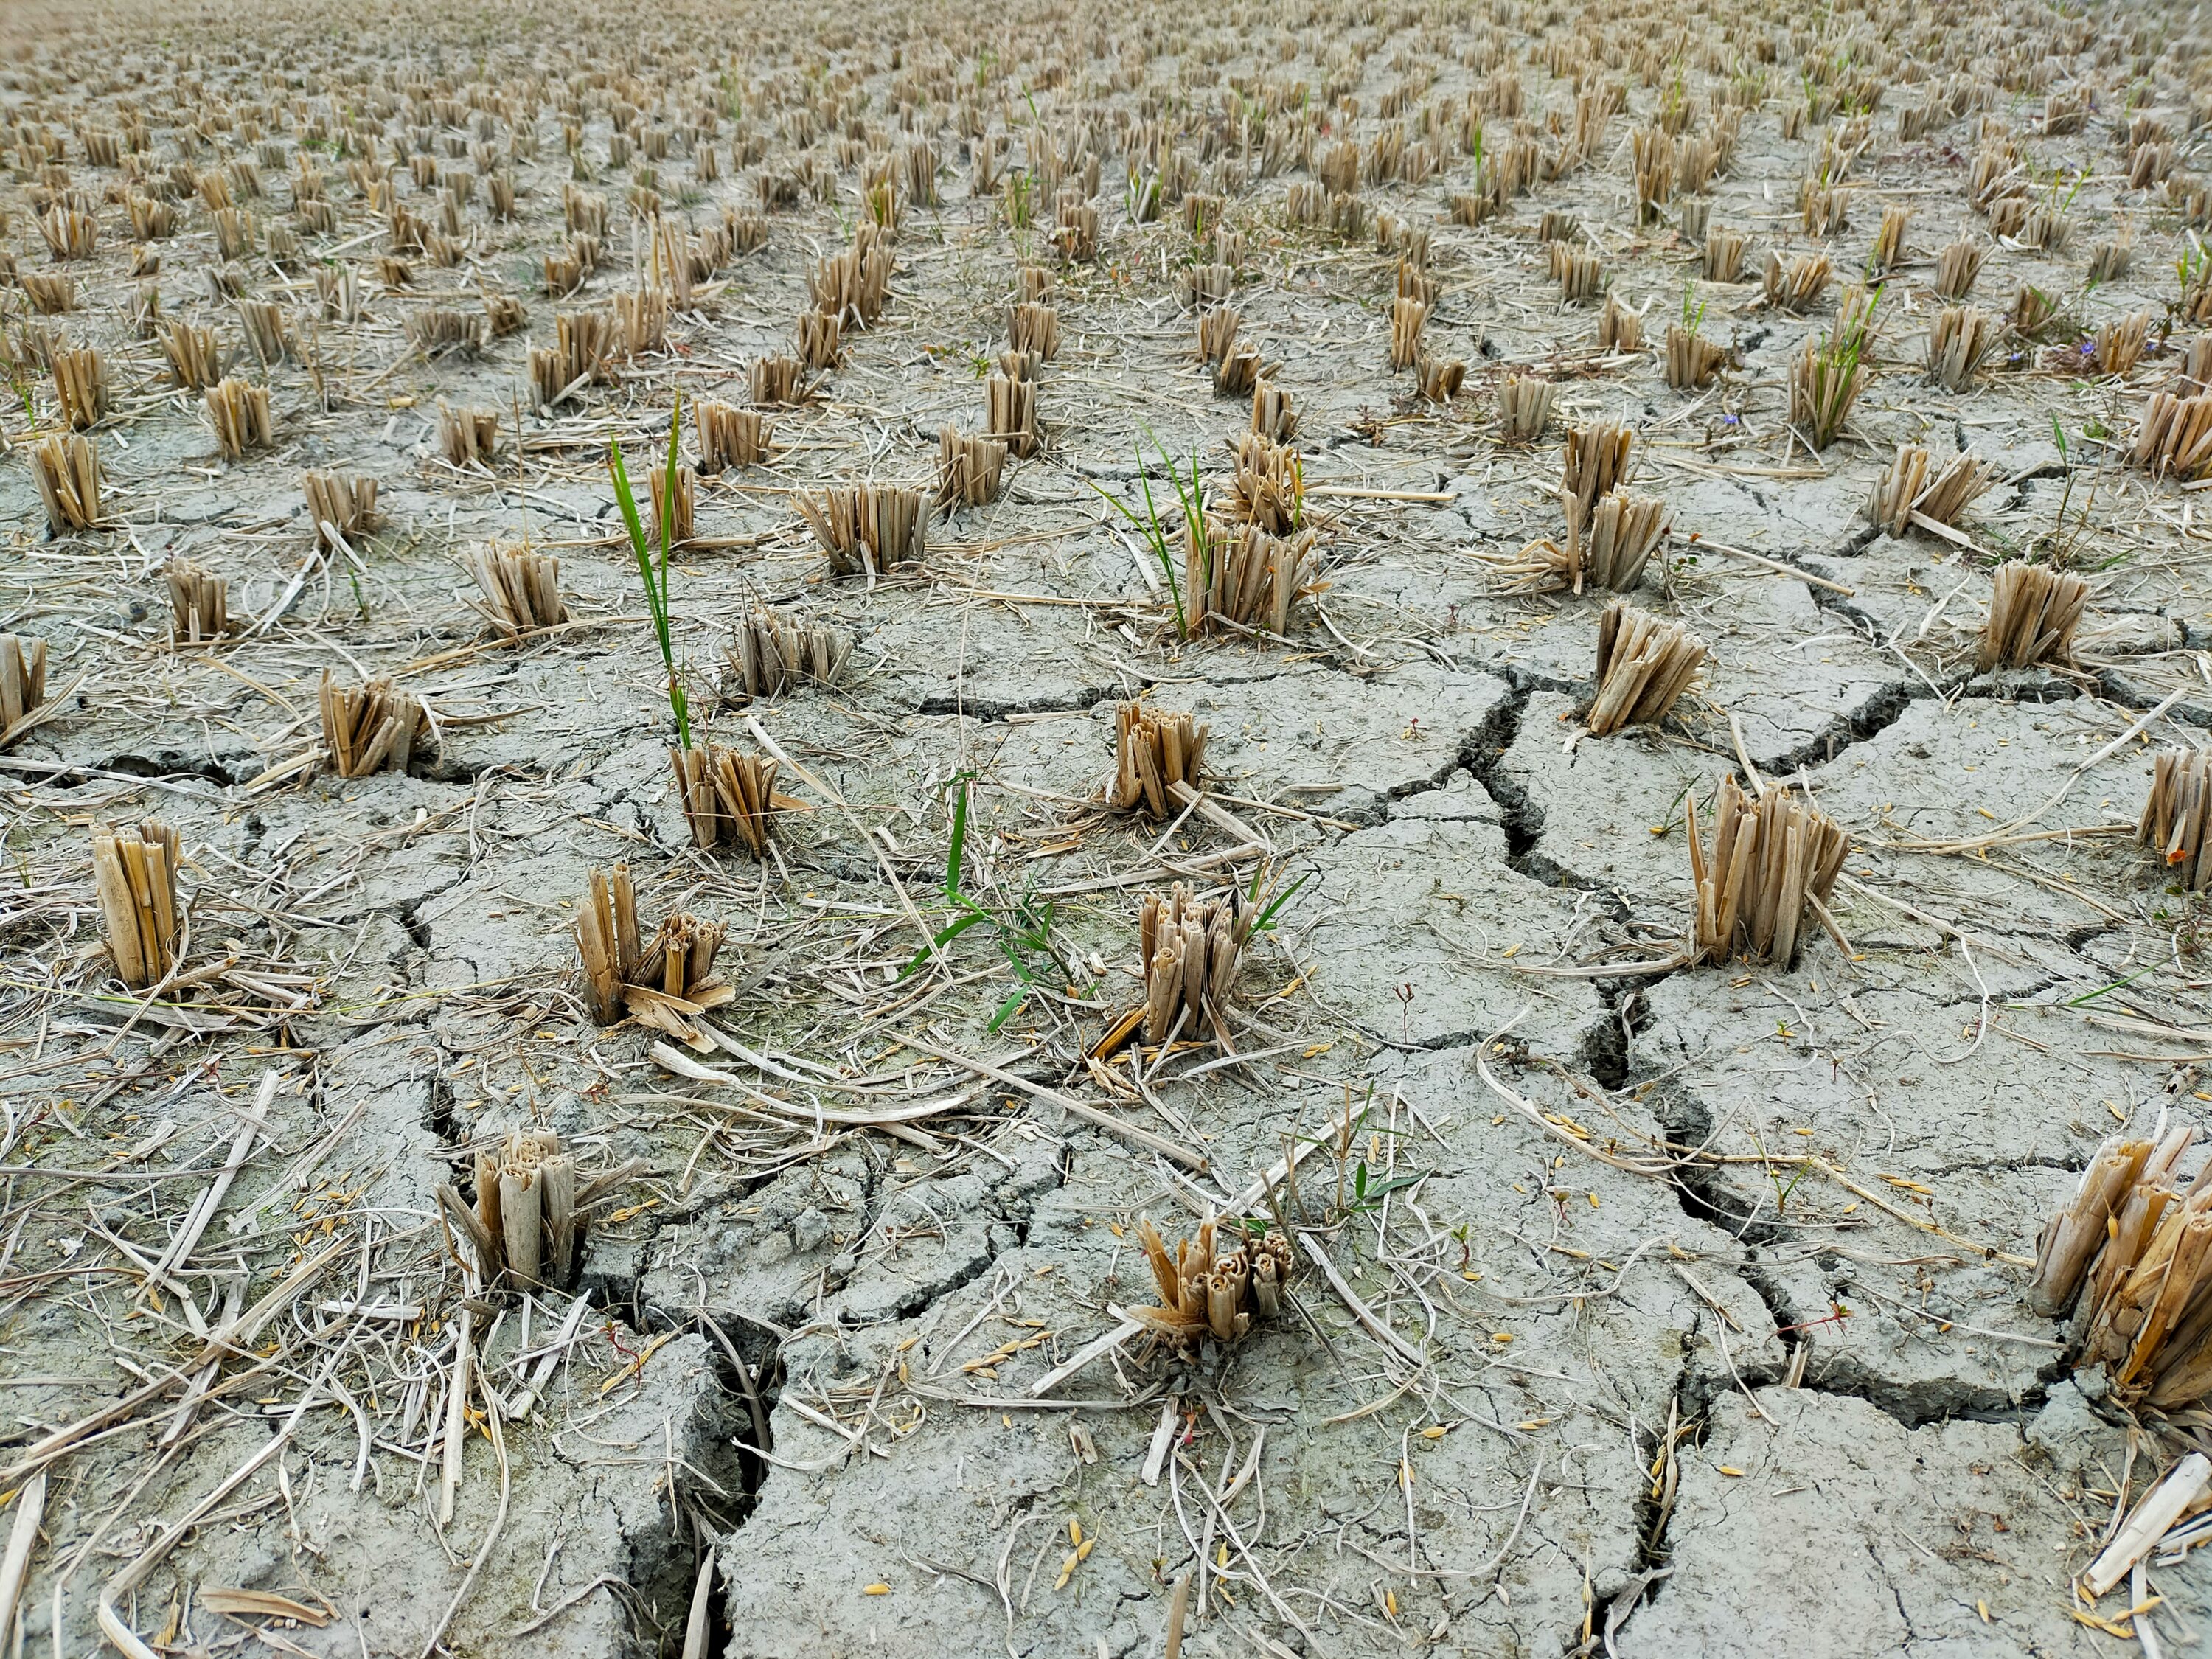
<box><xmin>608</xmin><ymin>392</ymin><xmax>692</xmax><ymax>750</ymax></box>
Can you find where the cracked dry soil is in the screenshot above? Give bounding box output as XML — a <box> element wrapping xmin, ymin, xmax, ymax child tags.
<box><xmin>2</xmin><ymin>0</ymin><xmax>2211</xmax><ymax>1654</ymax></box>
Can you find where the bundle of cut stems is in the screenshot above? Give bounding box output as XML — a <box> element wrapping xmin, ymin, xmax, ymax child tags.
<box><xmin>1587</xmin><ymin>603</ymin><xmax>1705</xmax><ymax>735</ymax></box>
<box><xmin>1139</xmin><ymin>880</ymin><xmax>1254</xmax><ymax>1044</ymax></box>
<box><xmin>1867</xmin><ymin>445</ymin><xmax>1996</xmax><ymax>538</ymax></box>
<box><xmin>0</xmin><ymin>636</ymin><xmax>46</xmax><ymax>734</ymax></box>
<box><xmin>1227</xmin><ymin>433</ymin><xmax>1302</xmax><ymax>534</ymax></box>
<box><xmin>1978</xmin><ymin>562</ymin><xmax>2087</xmax><ymax>671</ymax></box>
<box><xmin>936</xmin><ymin>427</ymin><xmax>1006</xmax><ymax>507</ymax></box>
<box><xmin>669</xmin><ymin>742</ymin><xmax>794</xmax><ymax>857</ymax></box>
<box><xmin>91</xmin><ymin>820</ymin><xmax>180</xmax><ymax>989</ymax></box>
<box><xmin>319</xmin><ymin>670</ymin><xmax>426</xmax><ymax>777</ymax></box>
<box><xmin>437</xmin><ymin>1126</ymin><xmax>644</xmax><ymax>1291</ymax></box>
<box><xmin>2139</xmin><ymin>748</ymin><xmax>2212</xmax><ymax>891</ymax></box>
<box><xmin>575</xmin><ymin>863</ymin><xmax>731</xmax><ymax>1025</ymax></box>
<box><xmin>796</xmin><ymin>484</ymin><xmax>928</xmax><ymax>577</ymax></box>
<box><xmin>32</xmin><ymin>434</ymin><xmax>99</xmax><ymax>532</ymax></box>
<box><xmin>466</xmin><ymin>544</ymin><xmax>564</xmax><ymax>640</ymax></box>
<box><xmin>303</xmin><ymin>470</ymin><xmax>377</xmax><ymax>549</ymax></box>
<box><xmin>697</xmin><ymin>400</ymin><xmax>771</xmax><ymax>470</ymax></box>
<box><xmin>1112</xmin><ymin>701</ymin><xmax>1206</xmax><ymax>818</ymax></box>
<box><xmin>725</xmin><ymin>605</ymin><xmax>852</xmax><ymax>698</ymax></box>
<box><xmin>1687</xmin><ymin>776</ymin><xmax>1848</xmax><ymax>969</ymax></box>
<box><xmin>165</xmin><ymin>561</ymin><xmax>229</xmax><ymax>642</ymax></box>
<box><xmin>1127</xmin><ymin>1214</ymin><xmax>1295</xmax><ymax>1346</ymax></box>
<box><xmin>2032</xmin><ymin>1127</ymin><xmax>2212</xmax><ymax>1409</ymax></box>
<box><xmin>1187</xmin><ymin>518</ymin><xmax>1318</xmax><ymax>636</ymax></box>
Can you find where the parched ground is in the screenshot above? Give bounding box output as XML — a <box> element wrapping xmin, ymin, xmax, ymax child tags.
<box><xmin>1</xmin><ymin>0</ymin><xmax>2210</xmax><ymax>1654</ymax></box>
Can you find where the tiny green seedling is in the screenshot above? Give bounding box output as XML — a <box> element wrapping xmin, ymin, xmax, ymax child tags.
<box><xmin>898</xmin><ymin>773</ymin><xmax>1062</xmax><ymax>1031</ymax></box>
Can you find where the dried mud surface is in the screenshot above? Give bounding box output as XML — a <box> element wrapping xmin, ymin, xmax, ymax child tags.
<box><xmin>1</xmin><ymin>0</ymin><xmax>2211</xmax><ymax>1655</ymax></box>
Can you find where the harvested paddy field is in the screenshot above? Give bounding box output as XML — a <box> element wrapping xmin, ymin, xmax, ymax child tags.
<box><xmin>4</xmin><ymin>0</ymin><xmax>2212</xmax><ymax>1652</ymax></box>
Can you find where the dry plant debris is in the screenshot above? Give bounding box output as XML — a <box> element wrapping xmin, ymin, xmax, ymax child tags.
<box><xmin>8</xmin><ymin>0</ymin><xmax>2212</xmax><ymax>1651</ymax></box>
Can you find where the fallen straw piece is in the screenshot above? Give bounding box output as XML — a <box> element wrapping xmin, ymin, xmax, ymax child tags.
<box><xmin>2085</xmin><ymin>1453</ymin><xmax>2211</xmax><ymax>1597</ymax></box>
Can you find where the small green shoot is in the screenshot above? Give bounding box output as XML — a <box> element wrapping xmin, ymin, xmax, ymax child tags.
<box><xmin>608</xmin><ymin>392</ymin><xmax>692</xmax><ymax>749</ymax></box>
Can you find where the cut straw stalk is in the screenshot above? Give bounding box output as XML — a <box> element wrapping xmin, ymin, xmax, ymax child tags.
<box><xmin>1867</xmin><ymin>445</ymin><xmax>1996</xmax><ymax>538</ymax></box>
<box><xmin>1588</xmin><ymin>603</ymin><xmax>1705</xmax><ymax>735</ymax></box>
<box><xmin>1138</xmin><ymin>881</ymin><xmax>1255</xmax><ymax>1045</ymax></box>
<box><xmin>2032</xmin><ymin>1125</ymin><xmax>2212</xmax><ymax>1411</ymax></box>
<box><xmin>91</xmin><ymin>820</ymin><xmax>181</xmax><ymax>989</ymax></box>
<box><xmin>466</xmin><ymin>544</ymin><xmax>564</xmax><ymax>641</ymax></box>
<box><xmin>669</xmin><ymin>742</ymin><xmax>793</xmax><ymax>858</ymax></box>
<box><xmin>1686</xmin><ymin>776</ymin><xmax>1848</xmax><ymax>970</ymax></box>
<box><xmin>32</xmin><ymin>434</ymin><xmax>100</xmax><ymax>532</ymax></box>
<box><xmin>697</xmin><ymin>400</ymin><xmax>771</xmax><ymax>471</ymax></box>
<box><xmin>303</xmin><ymin>470</ymin><xmax>377</xmax><ymax>550</ymax></box>
<box><xmin>1978</xmin><ymin>562</ymin><xmax>2087</xmax><ymax>672</ymax></box>
<box><xmin>165</xmin><ymin>561</ymin><xmax>229</xmax><ymax>643</ymax></box>
<box><xmin>725</xmin><ymin>605</ymin><xmax>851</xmax><ymax>699</ymax></box>
<box><xmin>435</xmin><ymin>1126</ymin><xmax>641</xmax><ymax>1293</ymax></box>
<box><xmin>796</xmin><ymin>484</ymin><xmax>927</xmax><ymax>577</ymax></box>
<box><xmin>319</xmin><ymin>670</ymin><xmax>426</xmax><ymax>777</ymax></box>
<box><xmin>1126</xmin><ymin>1215</ymin><xmax>1295</xmax><ymax>1347</ymax></box>
<box><xmin>0</xmin><ymin>636</ymin><xmax>46</xmax><ymax>734</ymax></box>
<box><xmin>1112</xmin><ymin>701</ymin><xmax>1207</xmax><ymax>818</ymax></box>
<box><xmin>577</xmin><ymin>863</ymin><xmax>730</xmax><ymax>1025</ymax></box>
<box><xmin>437</xmin><ymin>403</ymin><xmax>499</xmax><ymax>467</ymax></box>
<box><xmin>2139</xmin><ymin>747</ymin><xmax>2212</xmax><ymax>891</ymax></box>
<box><xmin>936</xmin><ymin>427</ymin><xmax>1006</xmax><ymax>507</ymax></box>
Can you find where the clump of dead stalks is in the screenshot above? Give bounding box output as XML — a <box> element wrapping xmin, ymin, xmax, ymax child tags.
<box><xmin>165</xmin><ymin>560</ymin><xmax>229</xmax><ymax>643</ymax></box>
<box><xmin>32</xmin><ymin>434</ymin><xmax>99</xmax><ymax>532</ymax></box>
<box><xmin>1136</xmin><ymin>880</ymin><xmax>1258</xmax><ymax>1046</ymax></box>
<box><xmin>937</xmin><ymin>428</ymin><xmax>1006</xmax><ymax>507</ymax></box>
<box><xmin>1587</xmin><ymin>603</ymin><xmax>1705</xmax><ymax>735</ymax></box>
<box><xmin>796</xmin><ymin>484</ymin><xmax>928</xmax><ymax>577</ymax></box>
<box><xmin>577</xmin><ymin>863</ymin><xmax>731</xmax><ymax>1026</ymax></box>
<box><xmin>1127</xmin><ymin>1215</ymin><xmax>1295</xmax><ymax>1348</ymax></box>
<box><xmin>2133</xmin><ymin>392</ymin><xmax>2212</xmax><ymax>481</ymax></box>
<box><xmin>91</xmin><ymin>820</ymin><xmax>181</xmax><ymax>989</ymax></box>
<box><xmin>697</xmin><ymin>400</ymin><xmax>771</xmax><ymax>471</ymax></box>
<box><xmin>466</xmin><ymin>544</ymin><xmax>564</xmax><ymax>641</ymax></box>
<box><xmin>319</xmin><ymin>671</ymin><xmax>427</xmax><ymax>777</ymax></box>
<box><xmin>303</xmin><ymin>470</ymin><xmax>378</xmax><ymax>550</ymax></box>
<box><xmin>1111</xmin><ymin>701</ymin><xmax>1206</xmax><ymax>818</ymax></box>
<box><xmin>0</xmin><ymin>636</ymin><xmax>49</xmax><ymax>740</ymax></box>
<box><xmin>438</xmin><ymin>403</ymin><xmax>500</xmax><ymax>467</ymax></box>
<box><xmin>2031</xmin><ymin>1127</ymin><xmax>2212</xmax><ymax>1409</ymax></box>
<box><xmin>670</xmin><ymin>742</ymin><xmax>795</xmax><ymax>858</ymax></box>
<box><xmin>1867</xmin><ymin>445</ymin><xmax>1997</xmax><ymax>538</ymax></box>
<box><xmin>437</xmin><ymin>1126</ymin><xmax>644</xmax><ymax>1293</ymax></box>
<box><xmin>1498</xmin><ymin>374</ymin><xmax>1555</xmax><ymax>440</ymax></box>
<box><xmin>1188</xmin><ymin>518</ymin><xmax>1320</xmax><ymax>638</ymax></box>
<box><xmin>724</xmin><ymin>605</ymin><xmax>852</xmax><ymax>699</ymax></box>
<box><xmin>1688</xmin><ymin>776</ymin><xmax>1849</xmax><ymax>970</ymax></box>
<box><xmin>1978</xmin><ymin>562</ymin><xmax>2087</xmax><ymax>672</ymax></box>
<box><xmin>2138</xmin><ymin>748</ymin><xmax>2212</xmax><ymax>891</ymax></box>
